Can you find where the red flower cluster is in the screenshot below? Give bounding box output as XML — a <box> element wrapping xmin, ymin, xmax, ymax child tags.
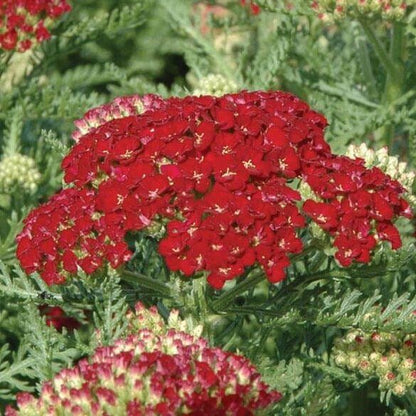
<box><xmin>16</xmin><ymin>91</ymin><xmax>412</xmax><ymax>289</ymax></box>
<box><xmin>6</xmin><ymin>327</ymin><xmax>281</xmax><ymax>415</ymax></box>
<box><xmin>302</xmin><ymin>154</ymin><xmax>411</xmax><ymax>266</ymax></box>
<box><xmin>0</xmin><ymin>0</ymin><xmax>70</xmax><ymax>52</ymax></box>
<box><xmin>17</xmin><ymin>188</ymin><xmax>131</xmax><ymax>285</ymax></box>
<box><xmin>240</xmin><ymin>0</ymin><xmax>261</xmax><ymax>15</ymax></box>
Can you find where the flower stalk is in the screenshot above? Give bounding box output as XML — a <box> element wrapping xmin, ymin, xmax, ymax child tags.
<box><xmin>120</xmin><ymin>269</ymin><xmax>171</xmax><ymax>298</ymax></box>
<box><xmin>360</xmin><ymin>20</ymin><xmax>406</xmax><ymax>146</ymax></box>
<box><xmin>210</xmin><ymin>268</ymin><xmax>264</xmax><ymax>312</ymax></box>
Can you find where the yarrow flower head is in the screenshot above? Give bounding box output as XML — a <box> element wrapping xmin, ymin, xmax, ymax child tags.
<box><xmin>311</xmin><ymin>0</ymin><xmax>414</xmax><ymax>22</ymax></box>
<box><xmin>0</xmin><ymin>0</ymin><xmax>71</xmax><ymax>52</ymax></box>
<box><xmin>333</xmin><ymin>323</ymin><xmax>416</xmax><ymax>397</ymax></box>
<box><xmin>300</xmin><ymin>143</ymin><xmax>416</xmax><ymax>255</ymax></box>
<box><xmin>6</xmin><ymin>305</ymin><xmax>282</xmax><ymax>415</ymax></box>
<box><xmin>193</xmin><ymin>74</ymin><xmax>238</xmax><ymax>97</ymax></box>
<box><xmin>0</xmin><ymin>153</ymin><xmax>41</xmax><ymax>194</ymax></box>
<box><xmin>16</xmin><ymin>91</ymin><xmax>413</xmax><ymax>288</ymax></box>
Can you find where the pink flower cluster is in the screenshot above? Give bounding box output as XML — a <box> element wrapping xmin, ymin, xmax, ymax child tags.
<box><xmin>6</xmin><ymin>327</ymin><xmax>281</xmax><ymax>415</ymax></box>
<box><xmin>71</xmin><ymin>95</ymin><xmax>152</xmax><ymax>142</ymax></box>
<box><xmin>0</xmin><ymin>0</ymin><xmax>71</xmax><ymax>52</ymax></box>
<box><xmin>16</xmin><ymin>91</ymin><xmax>412</xmax><ymax>288</ymax></box>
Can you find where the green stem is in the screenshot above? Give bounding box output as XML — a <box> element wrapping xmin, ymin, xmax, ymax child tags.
<box><xmin>191</xmin><ymin>278</ymin><xmax>212</xmax><ymax>341</ymax></box>
<box><xmin>355</xmin><ymin>24</ymin><xmax>378</xmax><ymax>99</ymax></box>
<box><xmin>211</xmin><ymin>242</ymin><xmax>323</xmax><ymax>312</ymax></box>
<box><xmin>359</xmin><ymin>19</ymin><xmax>397</xmax><ymax>78</ymax></box>
<box><xmin>2</xmin><ymin>106</ymin><xmax>23</xmax><ymax>156</ymax></box>
<box><xmin>218</xmin><ymin>306</ymin><xmax>289</xmax><ymax>317</ymax></box>
<box><xmin>379</xmin><ymin>22</ymin><xmax>405</xmax><ymax>146</ymax></box>
<box><xmin>269</xmin><ymin>270</ymin><xmax>334</xmax><ymax>307</ymax></box>
<box><xmin>314</xmin><ymin>82</ymin><xmax>379</xmax><ymax>109</ymax></box>
<box><xmin>363</xmin><ymin>21</ymin><xmax>406</xmax><ymax>147</ymax></box>
<box><xmin>406</xmin><ymin>389</ymin><xmax>416</xmax><ymax>410</ymax></box>
<box><xmin>120</xmin><ymin>270</ymin><xmax>171</xmax><ymax>298</ymax></box>
<box><xmin>211</xmin><ymin>269</ymin><xmax>264</xmax><ymax>312</ymax></box>
<box><xmin>348</xmin><ymin>385</ymin><xmax>371</xmax><ymax>416</ymax></box>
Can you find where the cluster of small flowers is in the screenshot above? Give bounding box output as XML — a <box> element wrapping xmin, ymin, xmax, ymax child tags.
<box><xmin>124</xmin><ymin>302</ymin><xmax>203</xmax><ymax>339</ymax></box>
<box><xmin>346</xmin><ymin>143</ymin><xmax>416</xmax><ymax>207</ymax></box>
<box><xmin>333</xmin><ymin>328</ymin><xmax>416</xmax><ymax>396</ymax></box>
<box><xmin>17</xmin><ymin>188</ymin><xmax>132</xmax><ymax>285</ymax></box>
<box><xmin>16</xmin><ymin>91</ymin><xmax>412</xmax><ymax>288</ymax></box>
<box><xmin>301</xmin><ymin>143</ymin><xmax>416</xmax><ymax>255</ymax></box>
<box><xmin>0</xmin><ymin>153</ymin><xmax>41</xmax><ymax>194</ymax></box>
<box><xmin>311</xmin><ymin>0</ymin><xmax>414</xmax><ymax>21</ymax></box>
<box><xmin>0</xmin><ymin>0</ymin><xmax>71</xmax><ymax>52</ymax></box>
<box><xmin>300</xmin><ymin>148</ymin><xmax>411</xmax><ymax>266</ymax></box>
<box><xmin>6</xmin><ymin>315</ymin><xmax>281</xmax><ymax>415</ymax></box>
<box><xmin>193</xmin><ymin>74</ymin><xmax>238</xmax><ymax>97</ymax></box>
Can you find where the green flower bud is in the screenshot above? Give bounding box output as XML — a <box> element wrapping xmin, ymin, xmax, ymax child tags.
<box><xmin>334</xmin><ymin>351</ymin><xmax>348</xmax><ymax>367</ymax></box>
<box><xmin>379</xmin><ymin>371</ymin><xmax>397</xmax><ymax>390</ymax></box>
<box><xmin>392</xmin><ymin>381</ymin><xmax>407</xmax><ymax>397</ymax></box>
<box><xmin>388</xmin><ymin>348</ymin><xmax>402</xmax><ymax>367</ymax></box>
<box><xmin>369</xmin><ymin>351</ymin><xmax>382</xmax><ymax>363</ymax></box>
<box><xmin>400</xmin><ymin>358</ymin><xmax>415</xmax><ymax>370</ymax></box>
<box><xmin>193</xmin><ymin>74</ymin><xmax>238</xmax><ymax>97</ymax></box>
<box><xmin>377</xmin><ymin>355</ymin><xmax>392</xmax><ymax>371</ymax></box>
<box><xmin>0</xmin><ymin>153</ymin><xmax>41</xmax><ymax>194</ymax></box>
<box><xmin>402</xmin><ymin>369</ymin><xmax>416</xmax><ymax>388</ymax></box>
<box><xmin>358</xmin><ymin>359</ymin><xmax>373</xmax><ymax>376</ymax></box>
<box><xmin>346</xmin><ymin>351</ymin><xmax>361</xmax><ymax>370</ymax></box>
<box><xmin>345</xmin><ymin>330</ymin><xmax>364</xmax><ymax>345</ymax></box>
<box><xmin>333</xmin><ymin>327</ymin><xmax>416</xmax><ymax>398</ymax></box>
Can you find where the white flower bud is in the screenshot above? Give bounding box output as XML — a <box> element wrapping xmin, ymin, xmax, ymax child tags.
<box><xmin>334</xmin><ymin>351</ymin><xmax>348</xmax><ymax>367</ymax></box>
<box><xmin>345</xmin><ymin>144</ymin><xmax>415</xmax><ymax>197</ymax></box>
<box><xmin>392</xmin><ymin>382</ymin><xmax>407</xmax><ymax>396</ymax></box>
<box><xmin>193</xmin><ymin>74</ymin><xmax>238</xmax><ymax>97</ymax></box>
<box><xmin>0</xmin><ymin>153</ymin><xmax>41</xmax><ymax>194</ymax></box>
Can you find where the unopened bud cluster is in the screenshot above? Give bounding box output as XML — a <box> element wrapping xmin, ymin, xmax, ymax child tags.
<box><xmin>124</xmin><ymin>302</ymin><xmax>203</xmax><ymax>338</ymax></box>
<box><xmin>346</xmin><ymin>143</ymin><xmax>416</xmax><ymax>206</ymax></box>
<box><xmin>311</xmin><ymin>0</ymin><xmax>414</xmax><ymax>22</ymax></box>
<box><xmin>7</xmin><ymin>303</ymin><xmax>281</xmax><ymax>415</ymax></box>
<box><xmin>193</xmin><ymin>74</ymin><xmax>238</xmax><ymax>97</ymax></box>
<box><xmin>333</xmin><ymin>328</ymin><xmax>416</xmax><ymax>396</ymax></box>
<box><xmin>0</xmin><ymin>154</ymin><xmax>41</xmax><ymax>194</ymax></box>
